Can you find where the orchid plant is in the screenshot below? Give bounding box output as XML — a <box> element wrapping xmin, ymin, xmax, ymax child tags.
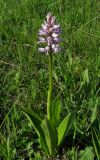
<box><xmin>22</xmin><ymin>13</ymin><xmax>75</xmax><ymax>157</ymax></box>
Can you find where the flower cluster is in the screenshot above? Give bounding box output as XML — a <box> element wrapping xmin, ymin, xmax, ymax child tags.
<box><xmin>38</xmin><ymin>13</ymin><xmax>61</xmax><ymax>54</ymax></box>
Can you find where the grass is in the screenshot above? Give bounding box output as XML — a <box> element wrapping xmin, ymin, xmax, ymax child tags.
<box><xmin>0</xmin><ymin>0</ymin><xmax>100</xmax><ymax>159</ymax></box>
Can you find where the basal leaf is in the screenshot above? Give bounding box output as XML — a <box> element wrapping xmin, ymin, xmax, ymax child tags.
<box><xmin>52</xmin><ymin>98</ymin><xmax>61</xmax><ymax>127</ymax></box>
<box><xmin>22</xmin><ymin>108</ymin><xmax>49</xmax><ymax>155</ymax></box>
<box><xmin>58</xmin><ymin>112</ymin><xmax>76</xmax><ymax>146</ymax></box>
<box><xmin>22</xmin><ymin>108</ymin><xmax>42</xmax><ymax>134</ymax></box>
<box><xmin>41</xmin><ymin>119</ymin><xmax>58</xmax><ymax>156</ymax></box>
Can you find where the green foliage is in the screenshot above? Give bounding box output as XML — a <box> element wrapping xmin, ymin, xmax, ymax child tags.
<box><xmin>22</xmin><ymin>108</ymin><xmax>75</xmax><ymax>157</ymax></box>
<box><xmin>0</xmin><ymin>134</ymin><xmax>16</xmax><ymax>160</ymax></box>
<box><xmin>34</xmin><ymin>152</ymin><xmax>42</xmax><ymax>160</ymax></box>
<box><xmin>79</xmin><ymin>147</ymin><xmax>94</xmax><ymax>160</ymax></box>
<box><xmin>58</xmin><ymin>112</ymin><xmax>76</xmax><ymax>146</ymax></box>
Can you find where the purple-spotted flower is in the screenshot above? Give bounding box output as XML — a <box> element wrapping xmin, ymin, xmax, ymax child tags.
<box><xmin>38</xmin><ymin>12</ymin><xmax>61</xmax><ymax>54</ymax></box>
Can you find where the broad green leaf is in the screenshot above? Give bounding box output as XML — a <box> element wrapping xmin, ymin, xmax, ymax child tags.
<box><xmin>52</xmin><ymin>98</ymin><xmax>61</xmax><ymax>127</ymax></box>
<box><xmin>92</xmin><ymin>128</ymin><xmax>100</xmax><ymax>160</ymax></box>
<box><xmin>40</xmin><ymin>135</ymin><xmax>49</xmax><ymax>156</ymax></box>
<box><xmin>58</xmin><ymin>112</ymin><xmax>76</xmax><ymax>146</ymax></box>
<box><xmin>22</xmin><ymin>108</ymin><xmax>42</xmax><ymax>134</ymax></box>
<box><xmin>41</xmin><ymin>119</ymin><xmax>58</xmax><ymax>156</ymax></box>
<box><xmin>22</xmin><ymin>108</ymin><xmax>49</xmax><ymax>155</ymax></box>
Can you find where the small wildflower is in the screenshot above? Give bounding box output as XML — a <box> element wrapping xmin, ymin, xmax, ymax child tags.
<box><xmin>38</xmin><ymin>12</ymin><xmax>61</xmax><ymax>54</ymax></box>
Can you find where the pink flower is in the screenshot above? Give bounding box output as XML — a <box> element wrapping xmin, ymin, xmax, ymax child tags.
<box><xmin>38</xmin><ymin>12</ymin><xmax>61</xmax><ymax>54</ymax></box>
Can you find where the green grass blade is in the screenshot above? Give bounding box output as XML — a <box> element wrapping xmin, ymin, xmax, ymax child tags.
<box><xmin>92</xmin><ymin>128</ymin><xmax>100</xmax><ymax>160</ymax></box>
<box><xmin>82</xmin><ymin>68</ymin><xmax>89</xmax><ymax>84</ymax></box>
<box><xmin>91</xmin><ymin>98</ymin><xmax>98</xmax><ymax>124</ymax></box>
<box><xmin>0</xmin><ymin>146</ymin><xmax>8</xmax><ymax>160</ymax></box>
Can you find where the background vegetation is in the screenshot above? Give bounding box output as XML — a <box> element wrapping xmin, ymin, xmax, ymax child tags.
<box><xmin>0</xmin><ymin>0</ymin><xmax>100</xmax><ymax>159</ymax></box>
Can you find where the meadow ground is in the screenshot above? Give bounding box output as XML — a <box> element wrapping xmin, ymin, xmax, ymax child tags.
<box><xmin>0</xmin><ymin>0</ymin><xmax>100</xmax><ymax>159</ymax></box>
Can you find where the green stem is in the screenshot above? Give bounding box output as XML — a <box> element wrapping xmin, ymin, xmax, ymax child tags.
<box><xmin>47</xmin><ymin>53</ymin><xmax>53</xmax><ymax>121</ymax></box>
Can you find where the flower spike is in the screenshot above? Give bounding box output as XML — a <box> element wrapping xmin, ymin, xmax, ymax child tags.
<box><xmin>38</xmin><ymin>13</ymin><xmax>61</xmax><ymax>54</ymax></box>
